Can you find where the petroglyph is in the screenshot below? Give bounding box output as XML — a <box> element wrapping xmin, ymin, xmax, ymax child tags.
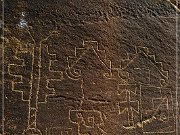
<box><xmin>4</xmin><ymin>0</ymin><xmax>178</xmax><ymax>133</ymax></box>
<box><xmin>8</xmin><ymin>37</ymin><xmax>33</xmax><ymax>101</ymax></box>
<box><xmin>69</xmin><ymin>110</ymin><xmax>107</xmax><ymax>135</ymax></box>
<box><xmin>5</xmin><ymin>36</ymin><xmax>176</xmax><ymax>134</ymax></box>
<box><xmin>140</xmin><ymin>86</ymin><xmax>175</xmax><ymax>133</ymax></box>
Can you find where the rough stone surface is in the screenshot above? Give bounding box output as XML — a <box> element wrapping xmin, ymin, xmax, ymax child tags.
<box><xmin>1</xmin><ymin>0</ymin><xmax>180</xmax><ymax>134</ymax></box>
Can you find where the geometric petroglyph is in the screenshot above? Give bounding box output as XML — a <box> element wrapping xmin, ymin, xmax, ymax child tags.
<box><xmin>117</xmin><ymin>84</ymin><xmax>140</xmax><ymax>128</ymax></box>
<box><xmin>120</xmin><ymin>46</ymin><xmax>169</xmax><ymax>87</ymax></box>
<box><xmin>65</xmin><ymin>40</ymin><xmax>112</xmax><ymax>102</ymax></box>
<box><xmin>8</xmin><ymin>38</ymin><xmax>33</xmax><ymax>101</ymax></box>
<box><xmin>69</xmin><ymin>110</ymin><xmax>107</xmax><ymax>135</ymax></box>
<box><xmin>103</xmin><ymin>46</ymin><xmax>169</xmax><ymax>88</ymax></box>
<box><xmin>58</xmin><ymin>34</ymin><xmax>171</xmax><ymax>134</ymax></box>
<box><xmin>4</xmin><ymin>0</ymin><xmax>178</xmax><ymax>134</ymax></box>
<box><xmin>66</xmin><ymin>40</ymin><xmax>108</xmax><ymax>81</ymax></box>
<box><xmin>38</xmin><ymin>42</ymin><xmax>63</xmax><ymax>103</ymax></box>
<box><xmin>140</xmin><ymin>86</ymin><xmax>175</xmax><ymax>134</ymax></box>
<box><xmin>6</xmin><ymin>36</ymin><xmax>175</xmax><ymax>134</ymax></box>
<box><xmin>42</xmin><ymin>42</ymin><xmax>173</xmax><ymax>134</ymax></box>
<box><xmin>23</xmin><ymin>32</ymin><xmax>61</xmax><ymax>134</ymax></box>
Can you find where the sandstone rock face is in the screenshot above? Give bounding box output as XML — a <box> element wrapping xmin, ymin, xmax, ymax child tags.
<box><xmin>1</xmin><ymin>0</ymin><xmax>180</xmax><ymax>134</ymax></box>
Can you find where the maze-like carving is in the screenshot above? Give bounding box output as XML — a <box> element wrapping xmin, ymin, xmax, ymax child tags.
<box><xmin>48</xmin><ymin>40</ymin><xmax>111</xmax><ymax>102</ymax></box>
<box><xmin>7</xmin><ymin>38</ymin><xmax>175</xmax><ymax>134</ymax></box>
<box><xmin>66</xmin><ymin>42</ymin><xmax>174</xmax><ymax>134</ymax></box>
<box><xmin>8</xmin><ymin>38</ymin><xmax>33</xmax><ymax>101</ymax></box>
<box><xmin>38</xmin><ymin>42</ymin><xmax>63</xmax><ymax>103</ymax></box>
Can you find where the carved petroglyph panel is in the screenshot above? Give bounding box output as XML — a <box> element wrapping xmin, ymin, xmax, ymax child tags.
<box><xmin>5</xmin><ymin>37</ymin><xmax>176</xmax><ymax>134</ymax></box>
<box><xmin>4</xmin><ymin>0</ymin><xmax>178</xmax><ymax>134</ymax></box>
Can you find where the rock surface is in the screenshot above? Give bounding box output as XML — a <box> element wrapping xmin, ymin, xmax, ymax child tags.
<box><xmin>1</xmin><ymin>0</ymin><xmax>180</xmax><ymax>134</ymax></box>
